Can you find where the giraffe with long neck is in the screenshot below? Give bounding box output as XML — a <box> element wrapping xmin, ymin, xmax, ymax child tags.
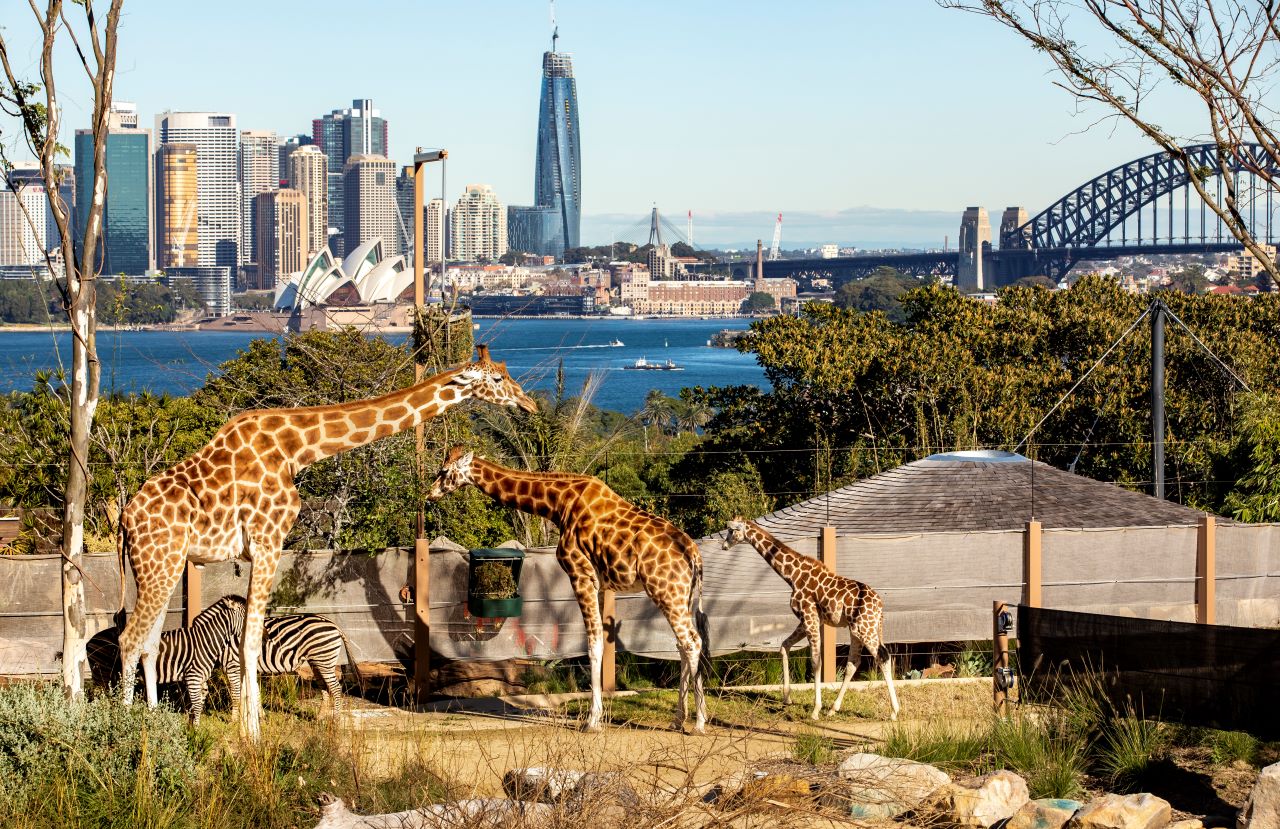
<box><xmin>117</xmin><ymin>346</ymin><xmax>536</xmax><ymax>740</ymax></box>
<box><xmin>429</xmin><ymin>446</ymin><xmax>710</xmax><ymax>733</ymax></box>
<box><xmin>723</xmin><ymin>517</ymin><xmax>899</xmax><ymax>721</ymax></box>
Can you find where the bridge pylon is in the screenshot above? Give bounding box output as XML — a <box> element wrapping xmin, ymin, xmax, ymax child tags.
<box><xmin>958</xmin><ymin>206</ymin><xmax>992</xmax><ymax>292</ymax></box>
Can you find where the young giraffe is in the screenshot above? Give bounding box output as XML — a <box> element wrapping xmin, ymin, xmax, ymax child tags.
<box><xmin>723</xmin><ymin>517</ymin><xmax>899</xmax><ymax>721</ymax></box>
<box><xmin>428</xmin><ymin>446</ymin><xmax>710</xmax><ymax>733</ymax></box>
<box><xmin>117</xmin><ymin>346</ymin><xmax>536</xmax><ymax>740</ymax></box>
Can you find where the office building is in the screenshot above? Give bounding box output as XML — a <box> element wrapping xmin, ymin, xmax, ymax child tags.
<box><xmin>507</xmin><ymin>205</ymin><xmax>558</xmax><ymax>257</ymax></box>
<box><xmin>277</xmin><ymin>134</ymin><xmax>312</xmax><ymax>187</ymax></box>
<box><xmin>155</xmin><ymin>144</ymin><xmax>200</xmax><ymax>269</ymax></box>
<box><xmin>533</xmin><ymin>45</ymin><xmax>581</xmax><ymax>257</ymax></box>
<box><xmin>426</xmin><ymin>198</ymin><xmax>445</xmax><ymax>264</ymax></box>
<box><xmin>164</xmin><ymin>266</ymin><xmax>231</xmax><ymax>316</ymax></box>
<box><xmin>394</xmin><ymin>168</ymin><xmax>445</xmax><ymax>263</ymax></box>
<box><xmin>156</xmin><ymin>111</ymin><xmax>240</xmax><ymax>270</ymax></box>
<box><xmin>450</xmin><ymin>184</ymin><xmax>507</xmax><ymax>262</ymax></box>
<box><xmin>313</xmin><ymin>99</ymin><xmax>388</xmax><ymax>257</ymax></box>
<box><xmin>239</xmin><ymin>129</ymin><xmax>279</xmax><ymax>271</ymax></box>
<box><xmin>7</xmin><ymin>163</ymin><xmax>73</xmax><ymax>256</ymax></box>
<box><xmin>254</xmin><ymin>188</ymin><xmax>308</xmax><ymax>291</ymax></box>
<box><xmin>0</xmin><ymin>178</ymin><xmax>50</xmax><ymax>266</ymax></box>
<box><xmin>289</xmin><ymin>145</ymin><xmax>328</xmax><ymax>259</ymax></box>
<box><xmin>74</xmin><ymin>102</ymin><xmax>152</xmax><ymax>275</ymax></box>
<box><xmin>342</xmin><ymin>154</ymin><xmax>399</xmax><ymax>259</ymax></box>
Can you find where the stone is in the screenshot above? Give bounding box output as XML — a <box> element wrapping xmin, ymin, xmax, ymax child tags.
<box><xmin>1168</xmin><ymin>820</ymin><xmax>1203</xmax><ymax>829</ymax></box>
<box><xmin>1067</xmin><ymin>793</ymin><xmax>1171</xmax><ymax>829</ymax></box>
<box><xmin>312</xmin><ymin>794</ymin><xmax>553</xmax><ymax>829</ymax></box>
<box><xmin>930</xmin><ymin>769</ymin><xmax>1030</xmax><ymax>827</ymax></box>
<box><xmin>502</xmin><ymin>767</ymin><xmax>635</xmax><ymax>809</ymax></box>
<box><xmin>1240</xmin><ymin>762</ymin><xmax>1280</xmax><ymax>829</ymax></box>
<box><xmin>737</xmin><ymin>772</ymin><xmax>813</xmax><ymax>807</ymax></box>
<box><xmin>923</xmin><ymin>663</ymin><xmax>957</xmax><ymax>679</ymax></box>
<box><xmin>1006</xmin><ymin>798</ymin><xmax>1084</xmax><ymax>829</ymax></box>
<box><xmin>827</xmin><ymin>753</ymin><xmax>952</xmax><ymax>818</ymax></box>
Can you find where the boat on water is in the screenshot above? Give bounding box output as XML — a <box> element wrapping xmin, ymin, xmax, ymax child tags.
<box><xmin>608</xmin><ymin>338</ymin><xmax>624</xmax><ymax>347</ymax></box>
<box><xmin>624</xmin><ymin>356</ymin><xmax>683</xmax><ymax>371</ymax></box>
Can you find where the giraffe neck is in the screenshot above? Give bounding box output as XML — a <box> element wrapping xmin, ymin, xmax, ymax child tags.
<box><xmin>471</xmin><ymin>458</ymin><xmax>575</xmax><ymax>525</ymax></box>
<box><xmin>743</xmin><ymin>522</ymin><xmax>808</xmax><ymax>587</ymax></box>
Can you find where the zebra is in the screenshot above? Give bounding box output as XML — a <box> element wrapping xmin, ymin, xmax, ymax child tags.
<box><xmin>157</xmin><ymin>594</ymin><xmax>360</xmax><ymax>725</ymax></box>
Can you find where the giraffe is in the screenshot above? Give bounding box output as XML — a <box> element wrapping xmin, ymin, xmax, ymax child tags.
<box><xmin>117</xmin><ymin>345</ymin><xmax>536</xmax><ymax>740</ymax></box>
<box><xmin>722</xmin><ymin>516</ymin><xmax>899</xmax><ymax>721</ymax></box>
<box><xmin>428</xmin><ymin>446</ymin><xmax>710</xmax><ymax>733</ymax></box>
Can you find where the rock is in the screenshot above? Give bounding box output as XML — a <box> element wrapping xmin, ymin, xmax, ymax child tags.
<box><xmin>1168</xmin><ymin>820</ymin><xmax>1204</xmax><ymax>829</ymax></box>
<box><xmin>826</xmin><ymin>753</ymin><xmax>951</xmax><ymax>818</ymax></box>
<box><xmin>312</xmin><ymin>793</ymin><xmax>553</xmax><ymax>829</ymax></box>
<box><xmin>1240</xmin><ymin>762</ymin><xmax>1280</xmax><ymax>829</ymax></box>
<box><xmin>502</xmin><ymin>767</ymin><xmax>587</xmax><ymax>803</ymax></box>
<box><xmin>923</xmin><ymin>663</ymin><xmax>957</xmax><ymax>679</ymax></box>
<box><xmin>1067</xmin><ymin>793</ymin><xmax>1171</xmax><ymax>829</ymax></box>
<box><xmin>1006</xmin><ymin>798</ymin><xmax>1084</xmax><ymax>829</ymax></box>
<box><xmin>930</xmin><ymin>770</ymin><xmax>1030</xmax><ymax>827</ymax></box>
<box><xmin>708</xmin><ymin>769</ymin><xmax>812</xmax><ymax>808</ymax></box>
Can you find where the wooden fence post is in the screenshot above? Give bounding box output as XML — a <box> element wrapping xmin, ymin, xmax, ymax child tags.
<box><xmin>1196</xmin><ymin>514</ymin><xmax>1216</xmax><ymax>625</ymax></box>
<box><xmin>600</xmin><ymin>589</ymin><xmax>617</xmax><ymax>693</ymax></box>
<box><xmin>1023</xmin><ymin>520</ymin><xmax>1042</xmax><ymax>607</ymax></box>
<box><xmin>820</xmin><ymin>526</ymin><xmax>839</xmax><ymax>684</ymax></box>
<box><xmin>183</xmin><ymin>560</ymin><xmax>202</xmax><ymax>627</ymax></box>
<box><xmin>414</xmin><ymin>538</ymin><xmax>431</xmax><ymax>705</ymax></box>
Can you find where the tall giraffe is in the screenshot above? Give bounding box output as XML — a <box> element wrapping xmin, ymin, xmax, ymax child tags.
<box><xmin>723</xmin><ymin>517</ymin><xmax>899</xmax><ymax>721</ymax></box>
<box><xmin>428</xmin><ymin>446</ymin><xmax>710</xmax><ymax>733</ymax></box>
<box><xmin>117</xmin><ymin>346</ymin><xmax>535</xmax><ymax>740</ymax></box>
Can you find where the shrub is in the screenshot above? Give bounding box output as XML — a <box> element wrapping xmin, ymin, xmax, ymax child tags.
<box><xmin>990</xmin><ymin>716</ymin><xmax>1087</xmax><ymax>800</ymax></box>
<box><xmin>1207</xmin><ymin>729</ymin><xmax>1259</xmax><ymax>766</ymax></box>
<box><xmin>1097</xmin><ymin>716</ymin><xmax>1167</xmax><ymax>790</ymax></box>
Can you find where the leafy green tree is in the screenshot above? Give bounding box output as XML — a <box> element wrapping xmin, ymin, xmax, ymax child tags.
<box><xmin>833</xmin><ymin>267</ymin><xmax>922</xmax><ymax>323</ymax></box>
<box><xmin>1012</xmin><ymin>275</ymin><xmax>1058</xmax><ymax>290</ymax></box>
<box><xmin>743</xmin><ymin>291</ymin><xmax>776</xmax><ymax>313</ymax></box>
<box><xmin>1163</xmin><ymin>265</ymin><xmax>1210</xmax><ymax>295</ymax></box>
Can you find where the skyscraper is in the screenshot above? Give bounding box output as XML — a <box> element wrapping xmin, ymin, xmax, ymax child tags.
<box><xmin>342</xmin><ymin>154</ymin><xmax>399</xmax><ymax>259</ymax></box>
<box><xmin>155</xmin><ymin>144</ymin><xmax>200</xmax><ymax>269</ymax></box>
<box><xmin>254</xmin><ymin>189</ymin><xmax>308</xmax><ymax>291</ymax></box>
<box><xmin>450</xmin><ymin>184</ymin><xmax>507</xmax><ymax>262</ymax></box>
<box><xmin>313</xmin><ymin>99</ymin><xmax>388</xmax><ymax>257</ymax></box>
<box><xmin>75</xmin><ymin>102</ymin><xmax>152</xmax><ymax>275</ymax></box>
<box><xmin>289</xmin><ymin>145</ymin><xmax>328</xmax><ymax>260</ymax></box>
<box><xmin>277</xmin><ymin>134</ymin><xmax>312</xmax><ymax>187</ymax></box>
<box><xmin>0</xmin><ymin>178</ymin><xmax>50</xmax><ymax>266</ymax></box>
<box><xmin>426</xmin><ymin>198</ymin><xmax>445</xmax><ymax>264</ymax></box>
<box><xmin>239</xmin><ymin>129</ymin><xmax>280</xmax><ymax>272</ymax></box>
<box><xmin>156</xmin><ymin>111</ymin><xmax>239</xmax><ymax>270</ymax></box>
<box><xmin>533</xmin><ymin>41</ymin><xmax>581</xmax><ymax>257</ymax></box>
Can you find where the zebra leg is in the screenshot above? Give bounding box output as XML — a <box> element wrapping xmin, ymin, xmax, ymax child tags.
<box><xmin>184</xmin><ymin>667</ymin><xmax>205</xmax><ymax>727</ymax></box>
<box><xmin>313</xmin><ymin>659</ymin><xmax>342</xmax><ymax>714</ymax></box>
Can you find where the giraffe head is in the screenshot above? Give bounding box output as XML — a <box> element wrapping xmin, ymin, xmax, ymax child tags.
<box><xmin>722</xmin><ymin>515</ymin><xmax>750</xmax><ymax>549</ymax></box>
<box><xmin>428</xmin><ymin>445</ymin><xmax>475</xmax><ymax>500</ymax></box>
<box><xmin>448</xmin><ymin>345</ymin><xmax>538</xmax><ymax>413</ymax></box>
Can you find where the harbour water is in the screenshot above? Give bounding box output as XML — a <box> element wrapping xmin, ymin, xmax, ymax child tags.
<box><xmin>0</xmin><ymin>317</ymin><xmax>769</xmax><ymax>414</ymax></box>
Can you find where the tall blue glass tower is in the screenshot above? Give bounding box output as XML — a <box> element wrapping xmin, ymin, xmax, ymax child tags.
<box><xmin>534</xmin><ymin>46</ymin><xmax>581</xmax><ymax>256</ymax></box>
<box><xmin>74</xmin><ymin>128</ymin><xmax>151</xmax><ymax>275</ymax></box>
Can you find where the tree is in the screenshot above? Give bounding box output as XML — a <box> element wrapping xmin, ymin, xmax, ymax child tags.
<box><xmin>1012</xmin><ymin>275</ymin><xmax>1058</xmax><ymax>290</ymax></box>
<box><xmin>941</xmin><ymin>0</ymin><xmax>1280</xmax><ymax>285</ymax></box>
<box><xmin>834</xmin><ymin>266</ymin><xmax>921</xmax><ymax>323</ymax></box>
<box><xmin>0</xmin><ymin>0</ymin><xmax>125</xmax><ymax>699</ymax></box>
<box><xmin>743</xmin><ymin>291</ymin><xmax>776</xmax><ymax>313</ymax></box>
<box><xmin>1164</xmin><ymin>264</ymin><xmax>1210</xmax><ymax>295</ymax></box>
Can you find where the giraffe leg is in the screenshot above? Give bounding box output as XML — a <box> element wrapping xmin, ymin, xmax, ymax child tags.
<box><xmin>119</xmin><ymin>545</ymin><xmax>184</xmax><ymax>707</ymax></box>
<box><xmin>778</xmin><ymin>621</ymin><xmax>807</xmax><ymax>706</ymax></box>
<box><xmin>651</xmin><ymin>591</ymin><xmax>706</xmax><ymax>733</ymax></box>
<box><xmin>239</xmin><ymin>548</ymin><xmax>279</xmax><ymax>741</ymax></box>
<box><xmin>802</xmin><ymin>612</ymin><xmax>824</xmax><ymax>720</ymax></box>
<box><xmin>878</xmin><ymin>643</ymin><xmax>900</xmax><ymax>721</ymax></box>
<box><xmin>829</xmin><ymin>635</ymin><xmax>863</xmax><ymax>715</ymax></box>
<box><xmin>569</xmin><ymin>574</ymin><xmax>605</xmax><ymax>732</ymax></box>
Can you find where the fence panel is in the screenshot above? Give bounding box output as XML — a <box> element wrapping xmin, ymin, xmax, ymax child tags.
<box><xmin>1042</xmin><ymin>526</ymin><xmax>1198</xmax><ymax>620</ymax></box>
<box><xmin>1216</xmin><ymin>523</ymin><xmax>1280</xmax><ymax>628</ymax></box>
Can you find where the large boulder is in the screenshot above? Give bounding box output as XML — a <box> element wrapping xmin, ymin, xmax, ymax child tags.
<box><xmin>1239</xmin><ymin>762</ymin><xmax>1280</xmax><ymax>829</ymax></box>
<box><xmin>827</xmin><ymin>753</ymin><xmax>952</xmax><ymax>819</ymax></box>
<box><xmin>1067</xmin><ymin>793</ymin><xmax>1171</xmax><ymax>829</ymax></box>
<box><xmin>930</xmin><ymin>770</ymin><xmax>1031</xmax><ymax>827</ymax></box>
<box><xmin>1006</xmin><ymin>798</ymin><xmax>1084</xmax><ymax>829</ymax></box>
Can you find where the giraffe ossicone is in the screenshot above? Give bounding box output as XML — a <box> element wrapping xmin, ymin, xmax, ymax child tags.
<box><xmin>116</xmin><ymin>345</ymin><xmax>534</xmax><ymax>741</ymax></box>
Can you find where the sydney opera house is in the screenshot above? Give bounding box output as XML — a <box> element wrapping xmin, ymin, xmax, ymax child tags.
<box><xmin>273</xmin><ymin>238</ymin><xmax>412</xmax><ymax>311</ymax></box>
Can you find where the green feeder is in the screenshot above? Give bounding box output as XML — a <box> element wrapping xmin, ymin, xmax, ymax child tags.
<box><xmin>467</xmin><ymin>548</ymin><xmax>526</xmax><ymax>618</ymax></box>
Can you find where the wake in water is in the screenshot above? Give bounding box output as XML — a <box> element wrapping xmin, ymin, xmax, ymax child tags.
<box><xmin>495</xmin><ymin>343</ymin><xmax>619</xmax><ymax>352</ymax></box>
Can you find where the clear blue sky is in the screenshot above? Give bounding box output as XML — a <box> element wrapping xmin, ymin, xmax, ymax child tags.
<box><xmin>0</xmin><ymin>0</ymin><xmax>1205</xmax><ymax>248</ymax></box>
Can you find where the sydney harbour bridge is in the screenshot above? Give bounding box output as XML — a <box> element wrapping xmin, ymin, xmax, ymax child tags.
<box><xmin>724</xmin><ymin>143</ymin><xmax>1280</xmax><ymax>290</ymax></box>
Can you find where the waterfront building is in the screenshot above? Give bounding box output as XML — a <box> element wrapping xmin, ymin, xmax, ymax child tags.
<box><xmin>0</xmin><ymin>178</ymin><xmax>50</xmax><ymax>266</ymax></box>
<box><xmin>622</xmin><ymin>271</ymin><xmax>797</xmax><ymax>316</ymax></box>
<box><xmin>507</xmin><ymin>205</ymin><xmax>559</xmax><ymax>257</ymax></box>
<box><xmin>647</xmin><ymin>243</ymin><xmax>683</xmax><ymax>280</ymax></box>
<box><xmin>254</xmin><ymin>189</ymin><xmax>308</xmax><ymax>291</ymax></box>
<box><xmin>289</xmin><ymin>145</ymin><xmax>328</xmax><ymax>259</ymax></box>
<box><xmin>239</xmin><ymin>129</ymin><xmax>280</xmax><ymax>273</ymax></box>
<box><xmin>532</xmin><ymin>46</ymin><xmax>581</xmax><ymax>257</ymax></box>
<box><xmin>156</xmin><ymin>111</ymin><xmax>240</xmax><ymax>270</ymax></box>
<box><xmin>343</xmin><ymin>154</ymin><xmax>400</xmax><ymax>259</ymax></box>
<box><xmin>467</xmin><ymin>293</ymin><xmax>594</xmax><ymax>316</ymax></box>
<box><xmin>155</xmin><ymin>143</ymin><xmax>200</xmax><ymax>269</ymax></box>
<box><xmin>74</xmin><ymin>102</ymin><xmax>152</xmax><ymax>275</ymax></box>
<box><xmin>450</xmin><ymin>184</ymin><xmax>507</xmax><ymax>262</ymax></box>
<box><xmin>426</xmin><ymin>198</ymin><xmax>445</xmax><ymax>264</ymax></box>
<box><xmin>165</xmin><ymin>266</ymin><xmax>231</xmax><ymax>316</ymax></box>
<box><xmin>1228</xmin><ymin>244</ymin><xmax>1278</xmax><ymax>281</ymax></box>
<box><xmin>313</xmin><ymin>99</ymin><xmax>388</xmax><ymax>257</ymax></box>
<box><xmin>820</xmin><ymin>244</ymin><xmax>839</xmax><ymax>259</ymax></box>
<box><xmin>443</xmin><ymin>264</ymin><xmax>530</xmax><ymax>293</ymax></box>
<box><xmin>273</xmin><ymin>238</ymin><xmax>410</xmax><ymax>311</ymax></box>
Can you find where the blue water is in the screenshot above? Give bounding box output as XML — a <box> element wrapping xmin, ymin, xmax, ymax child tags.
<box><xmin>0</xmin><ymin>318</ymin><xmax>768</xmax><ymax>414</ymax></box>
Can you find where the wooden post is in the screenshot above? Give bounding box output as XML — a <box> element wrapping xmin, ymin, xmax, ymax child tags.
<box><xmin>183</xmin><ymin>560</ymin><xmax>202</xmax><ymax>627</ymax></box>
<box><xmin>819</xmin><ymin>526</ymin><xmax>839</xmax><ymax>683</ymax></box>
<box><xmin>993</xmin><ymin>600</ymin><xmax>1009</xmax><ymax>715</ymax></box>
<box><xmin>1023</xmin><ymin>520</ymin><xmax>1042</xmax><ymax>607</ymax></box>
<box><xmin>411</xmin><ymin>155</ymin><xmax>430</xmax><ymax>706</ymax></box>
<box><xmin>600</xmin><ymin>589</ymin><xmax>617</xmax><ymax>693</ymax></box>
<box><xmin>413</xmin><ymin>539</ymin><xmax>431</xmax><ymax>705</ymax></box>
<box><xmin>1196</xmin><ymin>514</ymin><xmax>1216</xmax><ymax>625</ymax></box>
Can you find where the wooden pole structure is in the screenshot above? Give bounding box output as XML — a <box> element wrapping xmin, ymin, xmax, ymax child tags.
<box><xmin>1196</xmin><ymin>514</ymin><xmax>1216</xmax><ymax>625</ymax></box>
<box><xmin>819</xmin><ymin>526</ymin><xmax>839</xmax><ymax>683</ymax></box>
<box><xmin>600</xmin><ymin>589</ymin><xmax>617</xmax><ymax>693</ymax></box>
<box><xmin>993</xmin><ymin>600</ymin><xmax>1010</xmax><ymax>715</ymax></box>
<box><xmin>1023</xmin><ymin>519</ymin><xmax>1042</xmax><ymax>607</ymax></box>
<box><xmin>183</xmin><ymin>560</ymin><xmax>202</xmax><ymax>627</ymax></box>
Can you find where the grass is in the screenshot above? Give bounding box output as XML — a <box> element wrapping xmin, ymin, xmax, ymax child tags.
<box><xmin>792</xmin><ymin>731</ymin><xmax>837</xmax><ymax>765</ymax></box>
<box><xmin>1096</xmin><ymin>716</ymin><xmax>1168</xmax><ymax>791</ymax></box>
<box><xmin>1207</xmin><ymin>729</ymin><xmax>1259</xmax><ymax>766</ymax></box>
<box><xmin>881</xmin><ymin>719</ymin><xmax>990</xmax><ymax>771</ymax></box>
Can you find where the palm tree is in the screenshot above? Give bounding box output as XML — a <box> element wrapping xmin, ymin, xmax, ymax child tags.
<box><xmin>639</xmin><ymin>389</ymin><xmax>677</xmax><ymax>449</ymax></box>
<box><xmin>673</xmin><ymin>398</ymin><xmax>713</xmax><ymax>435</ymax></box>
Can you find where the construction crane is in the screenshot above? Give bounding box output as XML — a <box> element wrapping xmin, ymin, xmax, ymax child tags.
<box><xmin>768</xmin><ymin>213</ymin><xmax>782</xmax><ymax>260</ymax></box>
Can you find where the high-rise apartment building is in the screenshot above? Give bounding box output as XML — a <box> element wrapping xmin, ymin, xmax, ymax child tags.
<box><xmin>254</xmin><ymin>188</ymin><xmax>308</xmax><ymax>291</ymax></box>
<box><xmin>74</xmin><ymin>102</ymin><xmax>152</xmax><ymax>275</ymax></box>
<box><xmin>450</xmin><ymin>184</ymin><xmax>507</xmax><ymax>262</ymax></box>
<box><xmin>155</xmin><ymin>143</ymin><xmax>200</xmax><ymax>269</ymax></box>
<box><xmin>532</xmin><ymin>45</ymin><xmax>581</xmax><ymax>257</ymax></box>
<box><xmin>313</xmin><ymin>99</ymin><xmax>388</xmax><ymax>257</ymax></box>
<box><xmin>239</xmin><ymin>129</ymin><xmax>279</xmax><ymax>271</ymax></box>
<box><xmin>289</xmin><ymin>145</ymin><xmax>328</xmax><ymax>260</ymax></box>
<box><xmin>0</xmin><ymin>179</ymin><xmax>51</xmax><ymax>266</ymax></box>
<box><xmin>277</xmin><ymin>134</ymin><xmax>312</xmax><ymax>187</ymax></box>
<box><xmin>426</xmin><ymin>198</ymin><xmax>445</xmax><ymax>264</ymax></box>
<box><xmin>7</xmin><ymin>163</ymin><xmax>73</xmax><ymax>256</ymax></box>
<box><xmin>155</xmin><ymin>111</ymin><xmax>239</xmax><ymax>272</ymax></box>
<box><xmin>342</xmin><ymin>154</ymin><xmax>399</xmax><ymax>259</ymax></box>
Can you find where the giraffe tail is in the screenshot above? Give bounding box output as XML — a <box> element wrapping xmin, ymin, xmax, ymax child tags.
<box><xmin>110</xmin><ymin>499</ymin><xmax>127</xmax><ymax>627</ymax></box>
<box><xmin>692</xmin><ymin>558</ymin><xmax>713</xmax><ymax>679</ymax></box>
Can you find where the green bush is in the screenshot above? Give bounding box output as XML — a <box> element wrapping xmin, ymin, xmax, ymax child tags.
<box><xmin>1207</xmin><ymin>729</ymin><xmax>1259</xmax><ymax>766</ymax></box>
<box><xmin>1098</xmin><ymin>716</ymin><xmax>1168</xmax><ymax>790</ymax></box>
<box><xmin>793</xmin><ymin>731</ymin><xmax>836</xmax><ymax>765</ymax></box>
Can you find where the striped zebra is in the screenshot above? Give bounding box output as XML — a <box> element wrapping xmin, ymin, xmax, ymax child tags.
<box><xmin>158</xmin><ymin>594</ymin><xmax>360</xmax><ymax>725</ymax></box>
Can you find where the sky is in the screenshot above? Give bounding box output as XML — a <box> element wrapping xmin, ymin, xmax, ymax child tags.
<box><xmin>0</xmin><ymin>1</ymin><xmax>1210</xmax><ymax>248</ymax></box>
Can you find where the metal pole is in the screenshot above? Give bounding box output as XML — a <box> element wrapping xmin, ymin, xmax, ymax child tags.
<box><xmin>993</xmin><ymin>601</ymin><xmax>1009</xmax><ymax>716</ymax></box>
<box><xmin>412</xmin><ymin>153</ymin><xmax>429</xmax><ymax>706</ymax></box>
<box><xmin>1151</xmin><ymin>298</ymin><xmax>1166</xmax><ymax>500</ymax></box>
